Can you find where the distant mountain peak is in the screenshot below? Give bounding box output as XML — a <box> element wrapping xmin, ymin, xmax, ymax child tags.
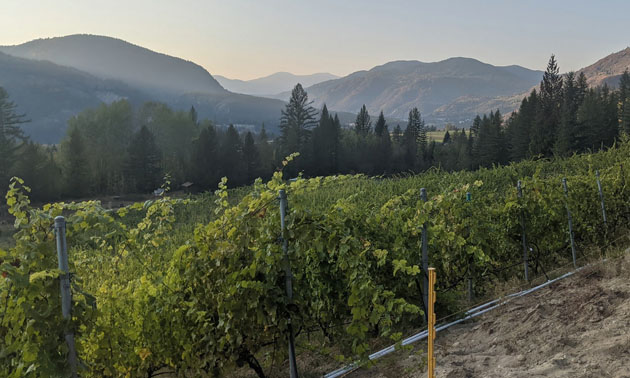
<box><xmin>215</xmin><ymin>71</ymin><xmax>339</xmax><ymax>96</ymax></box>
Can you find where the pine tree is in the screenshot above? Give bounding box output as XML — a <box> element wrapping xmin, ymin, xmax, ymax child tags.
<box><xmin>442</xmin><ymin>130</ymin><xmax>451</xmax><ymax>144</ymax></box>
<box><xmin>470</xmin><ymin>115</ymin><xmax>481</xmax><ymax>138</ymax></box>
<box><xmin>190</xmin><ymin>106</ymin><xmax>199</xmax><ymax>126</ymax></box>
<box><xmin>392</xmin><ymin>124</ymin><xmax>403</xmax><ymax>144</ymax></box>
<box><xmin>257</xmin><ymin>124</ymin><xmax>274</xmax><ymax>180</ymax></box>
<box><xmin>243</xmin><ymin>131</ymin><xmax>260</xmax><ymax>183</ymax></box>
<box><xmin>279</xmin><ymin>84</ymin><xmax>318</xmax><ymax>171</ymax></box>
<box><xmin>576</xmin><ymin>87</ymin><xmax>618</xmax><ymax>152</ymax></box>
<box><xmin>506</xmin><ymin>90</ymin><xmax>538</xmax><ymax>160</ymax></box>
<box><xmin>0</xmin><ymin>87</ymin><xmax>28</xmax><ymax>193</ymax></box>
<box><xmin>372</xmin><ymin>111</ymin><xmax>391</xmax><ymax>174</ymax></box>
<box><xmin>125</xmin><ymin>125</ymin><xmax>162</xmax><ymax>193</ymax></box>
<box><xmin>61</xmin><ymin>127</ymin><xmax>90</xmax><ymax>197</ymax></box>
<box><xmin>354</xmin><ymin>105</ymin><xmax>372</xmax><ymax>135</ymax></box>
<box><xmin>219</xmin><ymin>125</ymin><xmax>246</xmax><ymax>185</ymax></box>
<box><xmin>311</xmin><ymin>105</ymin><xmax>340</xmax><ymax>176</ymax></box>
<box><xmin>576</xmin><ymin>72</ymin><xmax>588</xmax><ymax>104</ymax></box>
<box><xmin>374</xmin><ymin>111</ymin><xmax>387</xmax><ymax>137</ymax></box>
<box><xmin>190</xmin><ymin>124</ymin><xmax>219</xmax><ymax>190</ymax></box>
<box><xmin>530</xmin><ymin>55</ymin><xmax>563</xmax><ymax>157</ymax></box>
<box><xmin>554</xmin><ymin>72</ymin><xmax>579</xmax><ymax>156</ymax></box>
<box><xmin>403</xmin><ymin>109</ymin><xmax>422</xmax><ymax>171</ymax></box>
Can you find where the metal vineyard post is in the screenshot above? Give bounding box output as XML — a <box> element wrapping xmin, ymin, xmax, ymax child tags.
<box><xmin>517</xmin><ymin>181</ymin><xmax>529</xmax><ymax>282</ymax></box>
<box><xmin>54</xmin><ymin>216</ymin><xmax>78</xmax><ymax>378</ymax></box>
<box><xmin>279</xmin><ymin>190</ymin><xmax>299</xmax><ymax>378</ymax></box>
<box><xmin>562</xmin><ymin>178</ymin><xmax>577</xmax><ymax>268</ymax></box>
<box><xmin>420</xmin><ymin>188</ymin><xmax>429</xmax><ymax>322</ymax></box>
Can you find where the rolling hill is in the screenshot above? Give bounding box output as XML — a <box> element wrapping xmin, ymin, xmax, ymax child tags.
<box><xmin>0</xmin><ymin>35</ymin><xmax>289</xmax><ymax>143</ymax></box>
<box><xmin>0</xmin><ymin>51</ymin><xmax>150</xmax><ymax>143</ymax></box>
<box><xmin>215</xmin><ymin>72</ymin><xmax>338</xmax><ymax>96</ymax></box>
<box><xmin>0</xmin><ymin>34</ymin><xmax>225</xmax><ymax>97</ymax></box>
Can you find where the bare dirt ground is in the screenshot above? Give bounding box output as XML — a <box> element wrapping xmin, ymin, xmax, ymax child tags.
<box><xmin>348</xmin><ymin>254</ymin><xmax>630</xmax><ymax>378</ymax></box>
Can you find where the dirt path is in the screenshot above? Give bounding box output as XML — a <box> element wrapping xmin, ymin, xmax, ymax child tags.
<box><xmin>349</xmin><ymin>255</ymin><xmax>630</xmax><ymax>378</ymax></box>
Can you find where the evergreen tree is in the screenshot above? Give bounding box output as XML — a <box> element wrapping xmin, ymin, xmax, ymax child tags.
<box><xmin>372</xmin><ymin>112</ymin><xmax>391</xmax><ymax>174</ymax></box>
<box><xmin>12</xmin><ymin>142</ymin><xmax>62</xmax><ymax>201</ymax></box>
<box><xmin>374</xmin><ymin>111</ymin><xmax>387</xmax><ymax>137</ymax></box>
<box><xmin>576</xmin><ymin>72</ymin><xmax>588</xmax><ymax>104</ymax></box>
<box><xmin>392</xmin><ymin>124</ymin><xmax>403</xmax><ymax>144</ymax></box>
<box><xmin>403</xmin><ymin>108</ymin><xmax>423</xmax><ymax>171</ymax></box>
<box><xmin>506</xmin><ymin>90</ymin><xmax>538</xmax><ymax>160</ymax></box>
<box><xmin>354</xmin><ymin>105</ymin><xmax>372</xmax><ymax>135</ymax></box>
<box><xmin>554</xmin><ymin>72</ymin><xmax>579</xmax><ymax>156</ymax></box>
<box><xmin>242</xmin><ymin>131</ymin><xmax>260</xmax><ymax>183</ymax></box>
<box><xmin>125</xmin><ymin>125</ymin><xmax>162</xmax><ymax>193</ymax></box>
<box><xmin>311</xmin><ymin>105</ymin><xmax>341</xmax><ymax>176</ymax></box>
<box><xmin>219</xmin><ymin>125</ymin><xmax>246</xmax><ymax>185</ymax></box>
<box><xmin>190</xmin><ymin>124</ymin><xmax>219</xmax><ymax>190</ymax></box>
<box><xmin>442</xmin><ymin>130</ymin><xmax>451</xmax><ymax>144</ymax></box>
<box><xmin>257</xmin><ymin>124</ymin><xmax>274</xmax><ymax>180</ymax></box>
<box><xmin>279</xmin><ymin>84</ymin><xmax>318</xmax><ymax>173</ymax></box>
<box><xmin>619</xmin><ymin>69</ymin><xmax>630</xmax><ymax>134</ymax></box>
<box><xmin>577</xmin><ymin>87</ymin><xmax>619</xmax><ymax>151</ymax></box>
<box><xmin>474</xmin><ymin>110</ymin><xmax>505</xmax><ymax>167</ymax></box>
<box><xmin>190</xmin><ymin>106</ymin><xmax>199</xmax><ymax>126</ymax></box>
<box><xmin>330</xmin><ymin>114</ymin><xmax>342</xmax><ymax>172</ymax></box>
<box><xmin>61</xmin><ymin>127</ymin><xmax>90</xmax><ymax>197</ymax></box>
<box><xmin>530</xmin><ymin>55</ymin><xmax>563</xmax><ymax>157</ymax></box>
<box><xmin>0</xmin><ymin>87</ymin><xmax>28</xmax><ymax>193</ymax></box>
<box><xmin>470</xmin><ymin>115</ymin><xmax>481</xmax><ymax>138</ymax></box>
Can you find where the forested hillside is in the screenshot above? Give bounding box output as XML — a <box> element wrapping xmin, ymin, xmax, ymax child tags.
<box><xmin>1</xmin><ymin>55</ymin><xmax>629</xmax><ymax>203</ymax></box>
<box><xmin>0</xmin><ymin>35</ymin><xmax>288</xmax><ymax>142</ymax></box>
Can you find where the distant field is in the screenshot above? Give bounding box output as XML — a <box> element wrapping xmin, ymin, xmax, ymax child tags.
<box><xmin>427</xmin><ymin>129</ymin><xmax>470</xmax><ymax>143</ymax></box>
<box><xmin>427</xmin><ymin>130</ymin><xmax>446</xmax><ymax>142</ymax></box>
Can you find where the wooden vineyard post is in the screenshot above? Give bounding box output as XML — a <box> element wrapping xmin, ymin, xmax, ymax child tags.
<box><xmin>427</xmin><ymin>267</ymin><xmax>436</xmax><ymax>378</ymax></box>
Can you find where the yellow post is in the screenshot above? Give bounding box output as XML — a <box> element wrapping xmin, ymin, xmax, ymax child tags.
<box><xmin>427</xmin><ymin>267</ymin><xmax>436</xmax><ymax>378</ymax></box>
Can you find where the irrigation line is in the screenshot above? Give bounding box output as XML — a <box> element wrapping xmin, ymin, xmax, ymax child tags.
<box><xmin>323</xmin><ymin>264</ymin><xmax>589</xmax><ymax>378</ymax></box>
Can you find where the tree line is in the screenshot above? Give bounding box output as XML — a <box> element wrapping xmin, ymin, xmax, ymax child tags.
<box><xmin>276</xmin><ymin>56</ymin><xmax>630</xmax><ymax>176</ymax></box>
<box><xmin>1</xmin><ymin>55</ymin><xmax>629</xmax><ymax>202</ymax></box>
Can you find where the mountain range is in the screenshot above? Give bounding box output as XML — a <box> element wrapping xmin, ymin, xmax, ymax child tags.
<box><xmin>272</xmin><ymin>58</ymin><xmax>545</xmax><ymax>124</ymax></box>
<box><xmin>0</xmin><ymin>34</ymin><xmax>628</xmax><ymax>144</ymax></box>
<box><xmin>215</xmin><ymin>72</ymin><xmax>338</xmax><ymax>96</ymax></box>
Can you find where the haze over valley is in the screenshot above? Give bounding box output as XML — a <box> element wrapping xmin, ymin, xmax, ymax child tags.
<box><xmin>1</xmin><ymin>34</ymin><xmax>629</xmax><ymax>143</ymax></box>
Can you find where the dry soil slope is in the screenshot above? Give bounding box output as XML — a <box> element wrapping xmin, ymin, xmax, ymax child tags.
<box><xmin>350</xmin><ymin>254</ymin><xmax>630</xmax><ymax>378</ymax></box>
<box><xmin>578</xmin><ymin>47</ymin><xmax>630</xmax><ymax>88</ymax></box>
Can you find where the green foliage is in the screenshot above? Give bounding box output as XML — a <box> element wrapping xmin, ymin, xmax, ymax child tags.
<box><xmin>0</xmin><ymin>87</ymin><xmax>29</xmax><ymax>196</ymax></box>
<box><xmin>3</xmin><ymin>109</ymin><xmax>630</xmax><ymax>377</ymax></box>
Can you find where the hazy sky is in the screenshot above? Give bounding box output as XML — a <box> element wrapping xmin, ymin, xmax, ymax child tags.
<box><xmin>2</xmin><ymin>0</ymin><xmax>629</xmax><ymax>80</ymax></box>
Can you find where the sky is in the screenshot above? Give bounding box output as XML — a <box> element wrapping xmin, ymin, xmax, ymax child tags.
<box><xmin>2</xmin><ymin>0</ymin><xmax>629</xmax><ymax>80</ymax></box>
